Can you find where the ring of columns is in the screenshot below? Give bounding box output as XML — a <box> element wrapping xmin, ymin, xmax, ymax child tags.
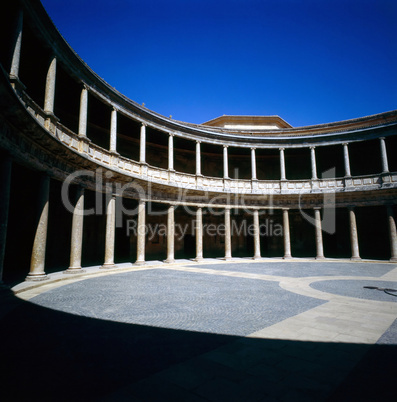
<box><xmin>0</xmin><ymin>0</ymin><xmax>397</xmax><ymax>283</ymax></box>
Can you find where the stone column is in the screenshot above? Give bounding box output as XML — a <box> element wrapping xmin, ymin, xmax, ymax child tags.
<box><xmin>44</xmin><ymin>56</ymin><xmax>57</xmax><ymax>115</ymax></box>
<box><xmin>196</xmin><ymin>141</ymin><xmax>201</xmax><ymax>176</ymax></box>
<box><xmin>223</xmin><ymin>145</ymin><xmax>229</xmax><ymax>179</ymax></box>
<box><xmin>0</xmin><ymin>154</ymin><xmax>12</xmax><ymax>284</ymax></box>
<box><xmin>314</xmin><ymin>208</ymin><xmax>324</xmax><ymax>259</ymax></box>
<box><xmin>251</xmin><ymin>148</ymin><xmax>257</xmax><ymax>180</ymax></box>
<box><xmin>280</xmin><ymin>148</ymin><xmax>286</xmax><ymax>180</ymax></box>
<box><xmin>9</xmin><ymin>8</ymin><xmax>23</xmax><ymax>80</ymax></box>
<box><xmin>165</xmin><ymin>205</ymin><xmax>175</xmax><ymax>263</ymax></box>
<box><xmin>140</xmin><ymin>124</ymin><xmax>146</xmax><ymax>163</ymax></box>
<box><xmin>78</xmin><ymin>86</ymin><xmax>88</xmax><ymax>138</ymax></box>
<box><xmin>253</xmin><ymin>210</ymin><xmax>261</xmax><ymax>259</ymax></box>
<box><xmin>387</xmin><ymin>206</ymin><xmax>397</xmax><ymax>262</ymax></box>
<box><xmin>224</xmin><ymin>208</ymin><xmax>232</xmax><ymax>260</ymax></box>
<box><xmin>343</xmin><ymin>143</ymin><xmax>351</xmax><ymax>177</ymax></box>
<box><xmin>310</xmin><ymin>147</ymin><xmax>317</xmax><ymax>180</ymax></box>
<box><xmin>66</xmin><ymin>187</ymin><xmax>85</xmax><ymax>273</ymax></box>
<box><xmin>110</xmin><ymin>108</ymin><xmax>117</xmax><ymax>153</ymax></box>
<box><xmin>348</xmin><ymin>207</ymin><xmax>361</xmax><ymax>260</ymax></box>
<box><xmin>136</xmin><ymin>200</ymin><xmax>146</xmax><ymax>264</ymax></box>
<box><xmin>102</xmin><ymin>193</ymin><xmax>117</xmax><ymax>268</ymax></box>
<box><xmin>26</xmin><ymin>174</ymin><xmax>50</xmax><ymax>281</ymax></box>
<box><xmin>168</xmin><ymin>133</ymin><xmax>174</xmax><ymax>171</ymax></box>
<box><xmin>380</xmin><ymin>137</ymin><xmax>389</xmax><ymax>173</ymax></box>
<box><xmin>195</xmin><ymin>207</ymin><xmax>203</xmax><ymax>261</ymax></box>
<box><xmin>283</xmin><ymin>208</ymin><xmax>291</xmax><ymax>258</ymax></box>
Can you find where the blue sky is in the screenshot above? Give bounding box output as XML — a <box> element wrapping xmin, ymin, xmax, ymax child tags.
<box><xmin>41</xmin><ymin>0</ymin><xmax>396</xmax><ymax>127</ymax></box>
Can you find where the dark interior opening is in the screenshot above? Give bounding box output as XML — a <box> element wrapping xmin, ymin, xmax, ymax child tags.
<box><xmin>349</xmin><ymin>139</ymin><xmax>382</xmax><ymax>176</ymax></box>
<box><xmin>116</xmin><ymin>113</ymin><xmax>141</xmax><ymax>162</ymax></box>
<box><xmin>174</xmin><ymin>137</ymin><xmax>196</xmax><ymax>175</ymax></box>
<box><xmin>146</xmin><ymin>128</ymin><xmax>168</xmax><ymax>170</ymax></box>
<box><xmin>285</xmin><ymin>148</ymin><xmax>311</xmax><ymax>180</ymax></box>
<box><xmin>87</xmin><ymin>93</ymin><xmax>111</xmax><ymax>150</ymax></box>
<box><xmin>201</xmin><ymin>143</ymin><xmax>223</xmax><ymax>178</ymax></box>
<box><xmin>256</xmin><ymin>148</ymin><xmax>280</xmax><ymax>180</ymax></box>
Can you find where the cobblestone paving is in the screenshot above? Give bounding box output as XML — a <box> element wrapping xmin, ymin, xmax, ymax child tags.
<box><xmin>29</xmin><ymin>269</ymin><xmax>324</xmax><ymax>336</ymax></box>
<box><xmin>4</xmin><ymin>260</ymin><xmax>397</xmax><ymax>401</ymax></box>
<box><xmin>310</xmin><ymin>279</ymin><xmax>397</xmax><ymax>302</ymax></box>
<box><xmin>194</xmin><ymin>261</ymin><xmax>395</xmax><ymax>278</ymax></box>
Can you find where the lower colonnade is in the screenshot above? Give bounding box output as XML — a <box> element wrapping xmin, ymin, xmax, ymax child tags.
<box><xmin>0</xmin><ymin>0</ymin><xmax>396</xmax><ymax>284</ymax></box>
<box><xmin>0</xmin><ymin>161</ymin><xmax>395</xmax><ymax>283</ymax></box>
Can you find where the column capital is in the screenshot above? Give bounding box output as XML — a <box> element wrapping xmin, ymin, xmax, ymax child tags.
<box><xmin>141</xmin><ymin>122</ymin><xmax>147</xmax><ymax>127</ymax></box>
<box><xmin>282</xmin><ymin>207</ymin><xmax>290</xmax><ymax>211</ymax></box>
<box><xmin>313</xmin><ymin>206</ymin><xmax>322</xmax><ymax>210</ymax></box>
<box><xmin>169</xmin><ymin>132</ymin><xmax>175</xmax><ymax>137</ymax></box>
<box><xmin>279</xmin><ymin>147</ymin><xmax>285</xmax><ymax>151</ymax></box>
<box><xmin>379</xmin><ymin>136</ymin><xmax>385</xmax><ymax>140</ymax></box>
<box><xmin>342</xmin><ymin>142</ymin><xmax>349</xmax><ymax>146</ymax></box>
<box><xmin>223</xmin><ymin>144</ymin><xmax>229</xmax><ymax>149</ymax></box>
<box><xmin>196</xmin><ymin>140</ymin><xmax>201</xmax><ymax>144</ymax></box>
<box><xmin>251</xmin><ymin>147</ymin><xmax>256</xmax><ymax>151</ymax></box>
<box><xmin>310</xmin><ymin>146</ymin><xmax>316</xmax><ymax>150</ymax></box>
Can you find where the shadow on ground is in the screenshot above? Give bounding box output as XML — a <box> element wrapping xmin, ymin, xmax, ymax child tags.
<box><xmin>0</xmin><ymin>289</ymin><xmax>396</xmax><ymax>401</ymax></box>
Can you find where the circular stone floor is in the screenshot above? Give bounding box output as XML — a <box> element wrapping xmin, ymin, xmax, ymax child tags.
<box><xmin>26</xmin><ymin>260</ymin><xmax>397</xmax><ymax>340</ymax></box>
<box><xmin>4</xmin><ymin>259</ymin><xmax>397</xmax><ymax>401</ymax></box>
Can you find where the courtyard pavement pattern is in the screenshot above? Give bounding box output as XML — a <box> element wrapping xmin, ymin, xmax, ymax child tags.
<box><xmin>1</xmin><ymin>259</ymin><xmax>397</xmax><ymax>401</ymax></box>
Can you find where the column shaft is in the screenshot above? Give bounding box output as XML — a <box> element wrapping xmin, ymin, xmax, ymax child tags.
<box><xmin>168</xmin><ymin>134</ymin><xmax>174</xmax><ymax>170</ymax></box>
<box><xmin>140</xmin><ymin>124</ymin><xmax>146</xmax><ymax>163</ymax></box>
<box><xmin>253</xmin><ymin>210</ymin><xmax>261</xmax><ymax>259</ymax></box>
<box><xmin>67</xmin><ymin>187</ymin><xmax>85</xmax><ymax>272</ymax></box>
<box><xmin>0</xmin><ymin>155</ymin><xmax>12</xmax><ymax>283</ymax></box>
<box><xmin>196</xmin><ymin>141</ymin><xmax>201</xmax><ymax>175</ymax></box>
<box><xmin>224</xmin><ymin>208</ymin><xmax>232</xmax><ymax>259</ymax></box>
<box><xmin>349</xmin><ymin>207</ymin><xmax>360</xmax><ymax>260</ymax></box>
<box><xmin>310</xmin><ymin>147</ymin><xmax>317</xmax><ymax>180</ymax></box>
<box><xmin>78</xmin><ymin>86</ymin><xmax>88</xmax><ymax>137</ymax></box>
<box><xmin>387</xmin><ymin>206</ymin><xmax>397</xmax><ymax>262</ymax></box>
<box><xmin>165</xmin><ymin>205</ymin><xmax>175</xmax><ymax>263</ymax></box>
<box><xmin>195</xmin><ymin>207</ymin><xmax>203</xmax><ymax>261</ymax></box>
<box><xmin>283</xmin><ymin>209</ymin><xmax>291</xmax><ymax>258</ymax></box>
<box><xmin>10</xmin><ymin>9</ymin><xmax>23</xmax><ymax>79</ymax></box>
<box><xmin>110</xmin><ymin>108</ymin><xmax>117</xmax><ymax>153</ymax></box>
<box><xmin>280</xmin><ymin>148</ymin><xmax>286</xmax><ymax>180</ymax></box>
<box><xmin>27</xmin><ymin>174</ymin><xmax>50</xmax><ymax>280</ymax></box>
<box><xmin>314</xmin><ymin>208</ymin><xmax>324</xmax><ymax>259</ymax></box>
<box><xmin>136</xmin><ymin>200</ymin><xmax>146</xmax><ymax>264</ymax></box>
<box><xmin>380</xmin><ymin>137</ymin><xmax>389</xmax><ymax>173</ymax></box>
<box><xmin>44</xmin><ymin>56</ymin><xmax>57</xmax><ymax>114</ymax></box>
<box><xmin>102</xmin><ymin>193</ymin><xmax>116</xmax><ymax>268</ymax></box>
<box><xmin>223</xmin><ymin>146</ymin><xmax>229</xmax><ymax>179</ymax></box>
<box><xmin>251</xmin><ymin>148</ymin><xmax>257</xmax><ymax>180</ymax></box>
<box><xmin>343</xmin><ymin>143</ymin><xmax>351</xmax><ymax>177</ymax></box>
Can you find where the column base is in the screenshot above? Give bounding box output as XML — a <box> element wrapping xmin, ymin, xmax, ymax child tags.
<box><xmin>25</xmin><ymin>273</ymin><xmax>48</xmax><ymax>281</ymax></box>
<box><xmin>64</xmin><ymin>267</ymin><xmax>86</xmax><ymax>274</ymax></box>
<box><xmin>222</xmin><ymin>256</ymin><xmax>233</xmax><ymax>261</ymax></box>
<box><xmin>350</xmin><ymin>256</ymin><xmax>361</xmax><ymax>261</ymax></box>
<box><xmin>315</xmin><ymin>256</ymin><xmax>325</xmax><ymax>260</ymax></box>
<box><xmin>390</xmin><ymin>257</ymin><xmax>397</xmax><ymax>262</ymax></box>
<box><xmin>253</xmin><ymin>255</ymin><xmax>262</xmax><ymax>260</ymax></box>
<box><xmin>100</xmin><ymin>263</ymin><xmax>117</xmax><ymax>269</ymax></box>
<box><xmin>164</xmin><ymin>258</ymin><xmax>175</xmax><ymax>264</ymax></box>
<box><xmin>135</xmin><ymin>260</ymin><xmax>146</xmax><ymax>266</ymax></box>
<box><xmin>283</xmin><ymin>255</ymin><xmax>292</xmax><ymax>259</ymax></box>
<box><xmin>192</xmin><ymin>257</ymin><xmax>204</xmax><ymax>262</ymax></box>
<box><xmin>9</xmin><ymin>75</ymin><xmax>26</xmax><ymax>93</ymax></box>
